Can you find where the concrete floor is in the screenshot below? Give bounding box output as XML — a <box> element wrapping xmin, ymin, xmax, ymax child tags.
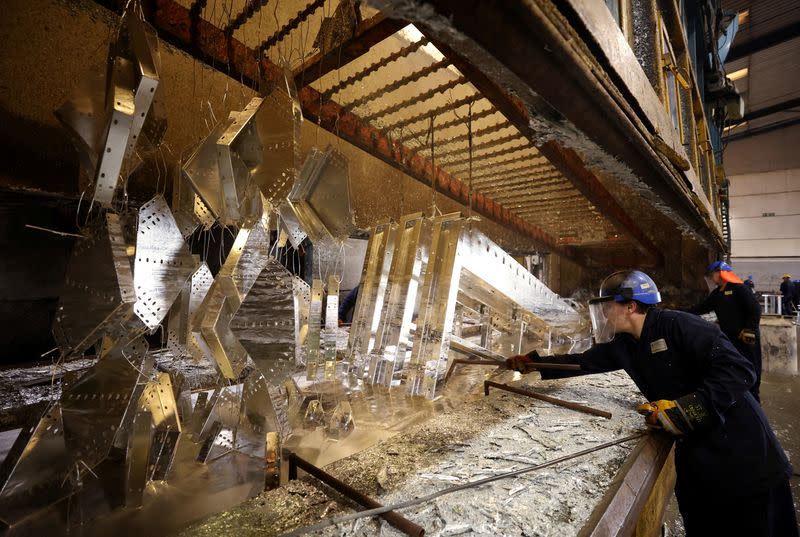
<box><xmin>663</xmin><ymin>371</ymin><xmax>800</xmax><ymax>535</ymax></box>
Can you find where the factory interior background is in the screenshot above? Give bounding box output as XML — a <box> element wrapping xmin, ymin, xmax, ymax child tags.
<box><xmin>0</xmin><ymin>0</ymin><xmax>798</xmax><ymax>535</ymax></box>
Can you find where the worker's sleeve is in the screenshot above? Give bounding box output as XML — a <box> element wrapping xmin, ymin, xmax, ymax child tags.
<box><xmin>531</xmin><ymin>341</ymin><xmax>623</xmax><ymax>380</ymax></box>
<box><xmin>338</xmin><ymin>285</ymin><xmax>360</xmax><ymax>322</ymax></box>
<box><xmin>685</xmin><ymin>292</ymin><xmax>714</xmax><ymax>315</ymax></box>
<box><xmin>671</xmin><ymin>315</ymin><xmax>756</xmax><ymax>433</ymax></box>
<box><xmin>734</xmin><ymin>284</ymin><xmax>761</xmax><ymax>333</ymax></box>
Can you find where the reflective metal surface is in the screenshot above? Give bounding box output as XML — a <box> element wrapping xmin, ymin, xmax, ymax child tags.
<box><xmin>94</xmin><ymin>11</ymin><xmax>160</xmax><ymax>206</ymax></box>
<box><xmin>304</xmin><ymin>279</ymin><xmax>324</xmax><ymax>380</ymax></box>
<box><xmin>133</xmin><ymin>195</ymin><xmax>198</xmax><ymax>331</ymax></box>
<box><xmin>347</xmin><ymin>220</ymin><xmax>397</xmax><ymax>370</ymax></box>
<box><xmin>54</xmin><ymin>213</ymin><xmax>137</xmax><ymax>355</ymax></box>
<box><xmin>192</xmin><ymin>212</ymin><xmax>271</xmax><ymax>379</ymax></box>
<box><xmin>277</xmin><ymin>202</ymin><xmax>307</xmax><ymax>249</ymax></box>
<box><xmin>183</xmin><ymin>118</ymin><xmax>234</xmax><ymax>223</ymax></box>
<box><xmin>230</xmin><ymin>258</ymin><xmax>299</xmax><ymax>384</ymax></box>
<box><xmin>287</xmin><ymin>145</ymin><xmax>354</xmax><ymax>243</ymax></box>
<box><xmin>367</xmin><ymin>213</ymin><xmax>430</xmax><ymax>382</ymax></box>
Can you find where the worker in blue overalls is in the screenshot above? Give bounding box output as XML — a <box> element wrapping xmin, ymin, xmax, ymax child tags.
<box><xmin>686</xmin><ymin>261</ymin><xmax>763</xmax><ymax>401</ymax></box>
<box><xmin>506</xmin><ymin>270</ymin><xmax>797</xmax><ymax>536</ymax></box>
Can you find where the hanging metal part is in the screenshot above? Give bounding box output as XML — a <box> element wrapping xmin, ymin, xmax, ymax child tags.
<box><xmin>133</xmin><ymin>195</ymin><xmax>199</xmax><ymax>331</ymax></box>
<box><xmin>257</xmin><ymin>0</ymin><xmax>326</xmax><ymax>55</ymax></box>
<box><xmin>286</xmin><ymin>452</ymin><xmax>426</xmax><ymax>537</ymax></box>
<box><xmin>321</xmin><ymin>36</ymin><xmax>429</xmax><ymax>99</ymax></box>
<box><xmin>229</xmin><ymin>258</ymin><xmax>300</xmax><ymax>384</ymax></box>
<box><xmin>287</xmin><ymin>145</ymin><xmax>354</xmax><ymax>244</ymax></box>
<box><xmin>54</xmin><ymin>213</ymin><xmax>137</xmax><ymax>356</ymax></box>
<box><xmin>484</xmin><ymin>380</ymin><xmax>612</xmax><ymax>419</ymax></box>
<box><xmin>94</xmin><ymin>9</ymin><xmax>160</xmax><ymax>206</ymax></box>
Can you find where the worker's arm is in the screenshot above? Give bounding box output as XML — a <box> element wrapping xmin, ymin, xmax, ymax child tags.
<box><xmin>734</xmin><ymin>284</ymin><xmax>761</xmax><ymax>340</ymax></box>
<box><xmin>669</xmin><ymin>315</ymin><xmax>756</xmax><ymax>433</ymax></box>
<box><xmin>338</xmin><ymin>285</ymin><xmax>360</xmax><ymax>323</ymax></box>
<box><xmin>509</xmin><ymin>340</ymin><xmax>625</xmax><ymax>380</ymax></box>
<box><xmin>685</xmin><ymin>290</ymin><xmax>715</xmax><ymax>315</ymax></box>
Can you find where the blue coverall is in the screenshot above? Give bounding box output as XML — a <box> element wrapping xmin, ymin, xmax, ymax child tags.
<box><xmin>531</xmin><ymin>309</ymin><xmax>797</xmax><ymax>536</ymax></box>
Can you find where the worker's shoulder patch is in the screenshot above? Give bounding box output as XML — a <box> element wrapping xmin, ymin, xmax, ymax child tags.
<box><xmin>724</xmin><ymin>290</ymin><xmax>733</xmax><ymax>295</ymax></box>
<box><xmin>650</xmin><ymin>338</ymin><xmax>668</xmax><ymax>354</ymax></box>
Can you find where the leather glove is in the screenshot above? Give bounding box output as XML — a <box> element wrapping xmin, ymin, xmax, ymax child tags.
<box><xmin>636</xmin><ymin>400</ymin><xmax>692</xmax><ymax>436</ymax></box>
<box><xmin>738</xmin><ymin>329</ymin><xmax>756</xmax><ymax>345</ymax></box>
<box><xmin>505</xmin><ymin>350</ymin><xmax>540</xmax><ymax>373</ymax></box>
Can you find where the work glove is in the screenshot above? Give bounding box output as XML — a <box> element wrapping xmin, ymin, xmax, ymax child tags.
<box><xmin>636</xmin><ymin>400</ymin><xmax>692</xmax><ymax>436</ymax></box>
<box><xmin>505</xmin><ymin>350</ymin><xmax>541</xmax><ymax>373</ymax></box>
<box><xmin>738</xmin><ymin>329</ymin><xmax>757</xmax><ymax>345</ymax></box>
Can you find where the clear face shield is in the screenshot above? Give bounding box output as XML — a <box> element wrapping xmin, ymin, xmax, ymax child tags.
<box><xmin>588</xmin><ymin>298</ymin><xmax>617</xmax><ymax>344</ymax></box>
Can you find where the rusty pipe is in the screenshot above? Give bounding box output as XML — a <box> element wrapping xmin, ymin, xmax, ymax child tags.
<box><xmin>483</xmin><ymin>380</ymin><xmax>612</xmax><ymax>419</ymax></box>
<box><xmin>286</xmin><ymin>452</ymin><xmax>425</xmax><ymax>537</ymax></box>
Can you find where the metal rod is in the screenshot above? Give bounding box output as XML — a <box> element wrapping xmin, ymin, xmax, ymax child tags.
<box><xmin>444</xmin><ymin>359</ymin><xmax>504</xmax><ymax>382</ymax></box>
<box><xmin>287</xmin><ymin>452</ymin><xmax>426</xmax><ymax>537</ymax></box>
<box><xmin>484</xmin><ymin>380</ymin><xmax>612</xmax><ymax>419</ymax></box>
<box><xmin>280</xmin><ymin>432</ymin><xmax>646</xmax><ymax>536</ymax></box>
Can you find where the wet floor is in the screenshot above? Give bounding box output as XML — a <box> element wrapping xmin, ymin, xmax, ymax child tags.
<box><xmin>663</xmin><ymin>371</ymin><xmax>800</xmax><ymax>535</ymax></box>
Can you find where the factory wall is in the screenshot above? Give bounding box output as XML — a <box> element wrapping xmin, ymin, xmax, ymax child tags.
<box><xmin>726</xmin><ymin>124</ymin><xmax>800</xmax><ymax>292</ymax></box>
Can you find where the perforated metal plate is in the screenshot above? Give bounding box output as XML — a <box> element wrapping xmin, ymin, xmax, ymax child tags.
<box><xmin>54</xmin><ymin>213</ymin><xmax>137</xmax><ymax>355</ymax></box>
<box><xmin>278</xmin><ymin>202</ymin><xmax>307</xmax><ymax>250</ymax></box>
<box><xmin>93</xmin><ymin>11</ymin><xmax>160</xmax><ymax>207</ymax></box>
<box><xmin>60</xmin><ymin>336</ymin><xmax>150</xmax><ymax>469</ymax></box>
<box><xmin>366</xmin><ymin>213</ymin><xmax>430</xmax><ymax>379</ymax></box>
<box><xmin>133</xmin><ymin>195</ymin><xmax>198</xmax><ymax>330</ymax></box>
<box><xmin>304</xmin><ymin>279</ymin><xmax>324</xmax><ymax>379</ymax></box>
<box><xmin>287</xmin><ymin>145</ymin><xmax>354</xmax><ymax>244</ymax></box>
<box><xmin>192</xmin><ymin>213</ymin><xmax>271</xmax><ymax>379</ymax></box>
<box><xmin>0</xmin><ymin>405</ymin><xmax>67</xmax><ymax>500</ymax></box>
<box><xmin>230</xmin><ymin>258</ymin><xmax>298</xmax><ymax>384</ymax></box>
<box><xmin>347</xmin><ymin>220</ymin><xmax>397</xmax><ymax>361</ymax></box>
<box><xmin>172</xmin><ymin>172</ymin><xmax>201</xmax><ymax>238</ymax></box>
<box><xmin>293</xmin><ymin>277</ymin><xmax>311</xmax><ymax>364</ymax></box>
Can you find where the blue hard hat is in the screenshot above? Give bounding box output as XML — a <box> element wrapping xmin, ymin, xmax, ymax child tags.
<box><xmin>589</xmin><ymin>270</ymin><xmax>662</xmax><ymax>305</ymax></box>
<box><xmin>706</xmin><ymin>260</ymin><xmax>733</xmax><ymax>274</ymax></box>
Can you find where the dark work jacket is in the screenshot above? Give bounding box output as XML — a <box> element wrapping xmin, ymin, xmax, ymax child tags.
<box><xmin>533</xmin><ymin>309</ymin><xmax>791</xmax><ymax>498</ymax></box>
<box><xmin>687</xmin><ymin>282</ymin><xmax>760</xmax><ymax>342</ymax></box>
<box><xmin>686</xmin><ymin>282</ymin><xmax>763</xmax><ymax>399</ymax></box>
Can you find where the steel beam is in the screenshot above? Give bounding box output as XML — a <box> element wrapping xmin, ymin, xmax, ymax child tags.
<box><xmin>375</xmin><ymin>0</ymin><xmax>717</xmax><ymax>262</ymax></box>
<box><xmin>293</xmin><ymin>14</ymin><xmax>407</xmax><ymax>89</ymax></box>
<box><xmin>405</xmin><ymin>24</ymin><xmax>662</xmax><ymax>266</ymax></box>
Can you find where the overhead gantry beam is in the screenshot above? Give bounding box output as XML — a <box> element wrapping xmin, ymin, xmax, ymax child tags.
<box><xmin>372</xmin><ymin>0</ymin><xmax>725</xmax><ymax>255</ymax></box>
<box><xmin>93</xmin><ymin>0</ymin><xmax>587</xmax><ymax>264</ymax></box>
<box><xmin>411</xmin><ymin>28</ymin><xmax>663</xmax><ymax>266</ymax></box>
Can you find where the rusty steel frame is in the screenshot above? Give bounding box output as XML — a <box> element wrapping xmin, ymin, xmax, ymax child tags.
<box><xmin>402</xmin><ymin>25</ymin><xmax>663</xmax><ymax>266</ymax></box>
<box><xmin>361</xmin><ymin>76</ymin><xmax>470</xmax><ymax>122</ymax></box>
<box><xmin>257</xmin><ymin>0</ymin><xmax>326</xmax><ymax>55</ymax></box>
<box><xmin>385</xmin><ymin>93</ymin><xmax>481</xmax><ymax>133</ymax></box>
<box><xmin>92</xmin><ymin>0</ymin><xmax>589</xmax><ymax>263</ymax></box>
<box><xmin>396</xmin><ymin>106</ymin><xmax>497</xmax><ymax>143</ymax></box>
<box><xmin>294</xmin><ymin>13</ymin><xmax>407</xmax><ymax>89</ymax></box>
<box><xmin>436</xmin><ymin>131</ymin><xmax>525</xmax><ymax>159</ymax></box>
<box><xmin>344</xmin><ymin>59</ymin><xmax>451</xmax><ymax>112</ymax></box>
<box><xmin>287</xmin><ymin>452</ymin><xmax>426</xmax><ymax>537</ymax></box>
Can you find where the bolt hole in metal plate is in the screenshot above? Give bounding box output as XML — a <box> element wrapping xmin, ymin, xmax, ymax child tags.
<box><xmin>133</xmin><ymin>195</ymin><xmax>199</xmax><ymax>331</ymax></box>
